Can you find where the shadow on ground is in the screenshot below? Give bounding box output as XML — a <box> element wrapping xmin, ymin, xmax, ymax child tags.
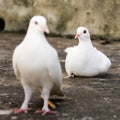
<box><xmin>0</xmin><ymin>33</ymin><xmax>120</xmax><ymax>120</ymax></box>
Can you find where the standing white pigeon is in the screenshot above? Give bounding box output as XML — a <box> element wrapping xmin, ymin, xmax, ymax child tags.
<box><xmin>65</xmin><ymin>27</ymin><xmax>111</xmax><ymax>77</ymax></box>
<box><xmin>12</xmin><ymin>15</ymin><xmax>63</xmax><ymax>115</ymax></box>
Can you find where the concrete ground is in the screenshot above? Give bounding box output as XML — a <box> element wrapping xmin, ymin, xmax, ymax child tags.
<box><xmin>0</xmin><ymin>33</ymin><xmax>120</xmax><ymax>120</ymax></box>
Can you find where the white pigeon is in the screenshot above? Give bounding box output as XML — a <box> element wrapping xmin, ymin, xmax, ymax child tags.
<box><xmin>12</xmin><ymin>15</ymin><xmax>63</xmax><ymax>115</ymax></box>
<box><xmin>65</xmin><ymin>27</ymin><xmax>111</xmax><ymax>77</ymax></box>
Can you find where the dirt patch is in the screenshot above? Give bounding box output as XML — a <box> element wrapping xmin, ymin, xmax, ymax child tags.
<box><xmin>0</xmin><ymin>33</ymin><xmax>120</xmax><ymax>120</ymax></box>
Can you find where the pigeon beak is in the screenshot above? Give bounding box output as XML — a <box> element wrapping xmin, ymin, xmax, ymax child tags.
<box><xmin>75</xmin><ymin>34</ymin><xmax>80</xmax><ymax>39</ymax></box>
<box><xmin>43</xmin><ymin>25</ymin><xmax>50</xmax><ymax>34</ymax></box>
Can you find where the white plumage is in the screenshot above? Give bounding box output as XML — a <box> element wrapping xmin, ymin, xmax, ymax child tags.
<box><xmin>65</xmin><ymin>27</ymin><xmax>111</xmax><ymax>77</ymax></box>
<box><xmin>12</xmin><ymin>16</ymin><xmax>63</xmax><ymax>114</ymax></box>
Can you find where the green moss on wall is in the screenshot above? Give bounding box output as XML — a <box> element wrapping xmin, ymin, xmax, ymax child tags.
<box><xmin>56</xmin><ymin>2</ymin><xmax>74</xmax><ymax>33</ymax></box>
<box><xmin>13</xmin><ymin>0</ymin><xmax>34</xmax><ymax>7</ymax></box>
<box><xmin>103</xmin><ymin>24</ymin><xmax>110</xmax><ymax>36</ymax></box>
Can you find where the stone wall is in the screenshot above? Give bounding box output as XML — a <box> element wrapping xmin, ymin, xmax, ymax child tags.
<box><xmin>0</xmin><ymin>0</ymin><xmax>120</xmax><ymax>38</ymax></box>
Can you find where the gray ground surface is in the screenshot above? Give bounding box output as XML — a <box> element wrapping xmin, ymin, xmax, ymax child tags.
<box><xmin>0</xmin><ymin>33</ymin><xmax>120</xmax><ymax>120</ymax></box>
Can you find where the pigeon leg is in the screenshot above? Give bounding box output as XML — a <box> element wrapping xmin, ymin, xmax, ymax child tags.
<box><xmin>41</xmin><ymin>96</ymin><xmax>56</xmax><ymax>109</ymax></box>
<box><xmin>36</xmin><ymin>88</ymin><xmax>57</xmax><ymax>115</ymax></box>
<box><xmin>13</xmin><ymin>82</ymin><xmax>34</xmax><ymax>113</ymax></box>
<box><xmin>64</xmin><ymin>73</ymin><xmax>75</xmax><ymax>78</ymax></box>
<box><xmin>64</xmin><ymin>75</ymin><xmax>72</xmax><ymax>79</ymax></box>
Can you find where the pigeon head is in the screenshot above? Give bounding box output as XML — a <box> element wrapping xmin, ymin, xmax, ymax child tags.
<box><xmin>75</xmin><ymin>27</ymin><xmax>90</xmax><ymax>40</ymax></box>
<box><xmin>29</xmin><ymin>15</ymin><xmax>49</xmax><ymax>33</ymax></box>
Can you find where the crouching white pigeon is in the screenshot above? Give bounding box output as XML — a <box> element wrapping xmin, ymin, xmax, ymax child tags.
<box><xmin>65</xmin><ymin>27</ymin><xmax>111</xmax><ymax>77</ymax></box>
<box><xmin>12</xmin><ymin>15</ymin><xmax>63</xmax><ymax>115</ymax></box>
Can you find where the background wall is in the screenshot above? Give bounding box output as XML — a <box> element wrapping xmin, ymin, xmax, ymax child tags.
<box><xmin>0</xmin><ymin>0</ymin><xmax>120</xmax><ymax>39</ymax></box>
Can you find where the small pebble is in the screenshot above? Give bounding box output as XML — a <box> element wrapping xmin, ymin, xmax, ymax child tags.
<box><xmin>11</xmin><ymin>116</ymin><xmax>18</xmax><ymax>120</ymax></box>
<box><xmin>62</xmin><ymin>113</ymin><xmax>69</xmax><ymax>117</ymax></box>
<box><xmin>113</xmin><ymin>115</ymin><xmax>117</xmax><ymax>118</ymax></box>
<box><xmin>0</xmin><ymin>110</ymin><xmax>12</xmax><ymax>115</ymax></box>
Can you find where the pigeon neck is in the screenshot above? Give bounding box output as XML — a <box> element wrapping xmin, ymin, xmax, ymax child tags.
<box><xmin>25</xmin><ymin>28</ymin><xmax>48</xmax><ymax>44</ymax></box>
<box><xmin>27</xmin><ymin>27</ymin><xmax>44</xmax><ymax>35</ymax></box>
<box><xmin>78</xmin><ymin>37</ymin><xmax>93</xmax><ymax>46</ymax></box>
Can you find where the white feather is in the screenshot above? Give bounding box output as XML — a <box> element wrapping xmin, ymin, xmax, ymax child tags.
<box><xmin>13</xmin><ymin>16</ymin><xmax>63</xmax><ymax>112</ymax></box>
<box><xmin>65</xmin><ymin>27</ymin><xmax>111</xmax><ymax>77</ymax></box>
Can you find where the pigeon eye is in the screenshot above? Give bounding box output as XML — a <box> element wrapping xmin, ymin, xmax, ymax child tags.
<box><xmin>83</xmin><ymin>30</ymin><xmax>86</xmax><ymax>34</ymax></box>
<box><xmin>35</xmin><ymin>21</ymin><xmax>38</xmax><ymax>25</ymax></box>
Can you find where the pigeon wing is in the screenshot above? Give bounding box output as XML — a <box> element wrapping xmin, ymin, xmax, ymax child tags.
<box><xmin>48</xmin><ymin>51</ymin><xmax>64</xmax><ymax>96</ymax></box>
